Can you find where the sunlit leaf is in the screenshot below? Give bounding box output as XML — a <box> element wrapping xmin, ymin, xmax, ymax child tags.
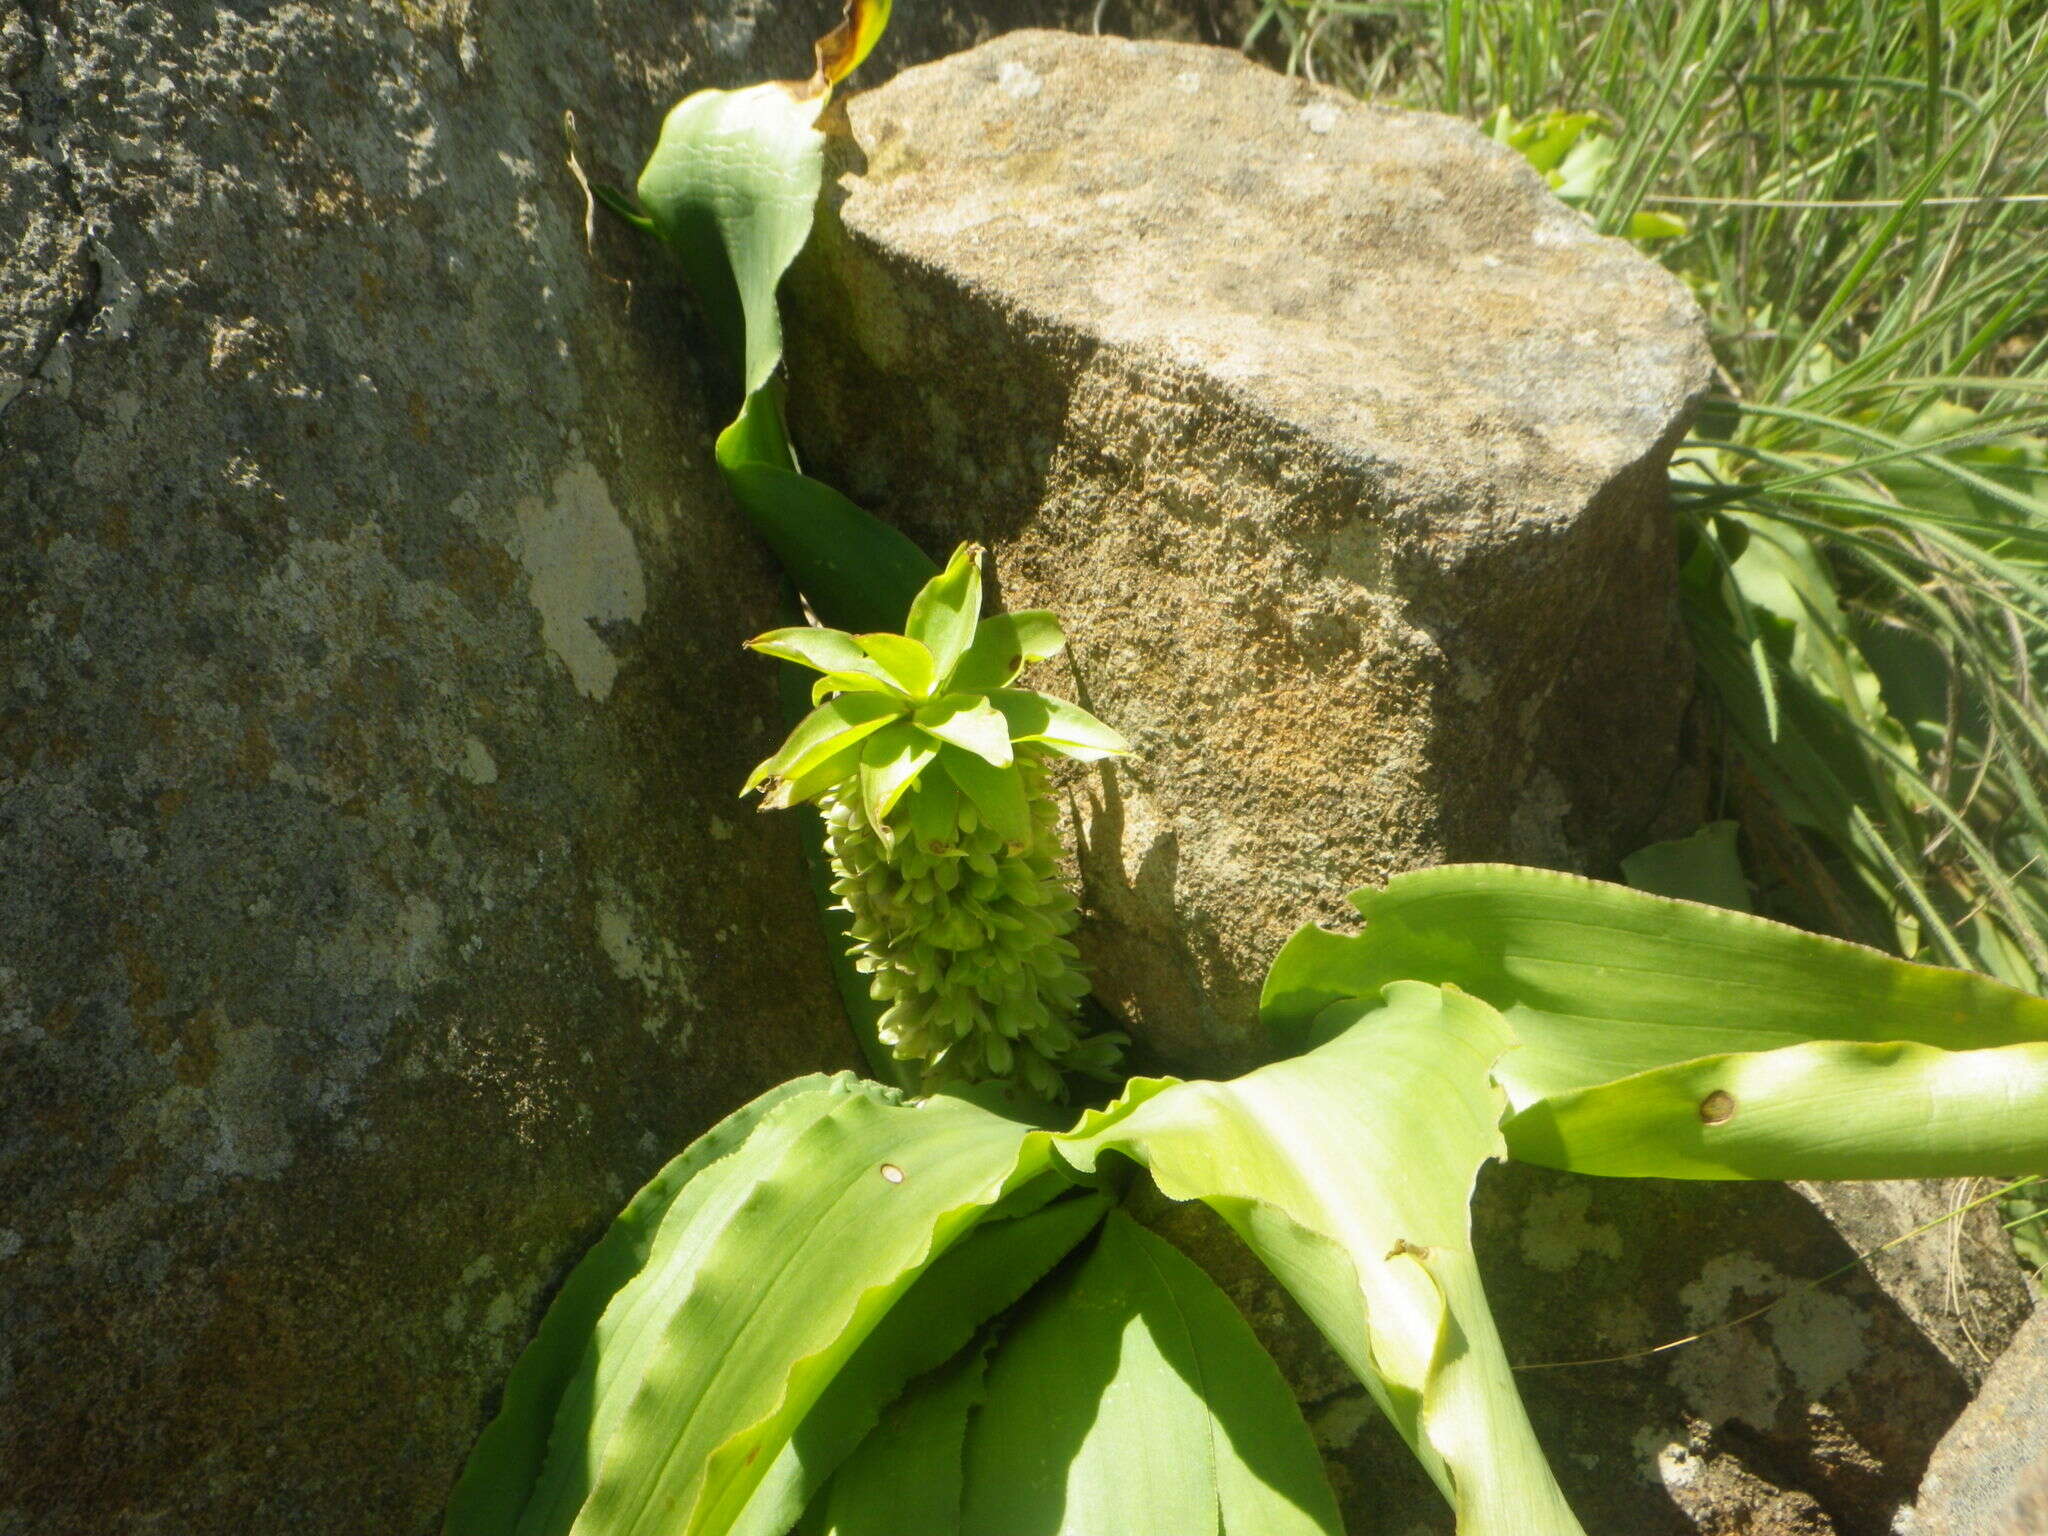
<box><xmin>916</xmin><ymin>695</ymin><xmax>1014</xmax><ymax>768</ymax></box>
<box><xmin>744</xmin><ymin>693</ymin><xmax>903</xmax><ymax>797</ymax></box>
<box><xmin>958</xmin><ymin>1211</ymin><xmax>1342</xmax><ymax>1536</ymax></box>
<box><xmin>907</xmin><ymin>544</ymin><xmax>984</xmax><ymax>685</ymax></box>
<box><xmin>951</xmin><ymin>611</ymin><xmax>1066</xmax><ymax>693</ymax></box>
<box><xmin>855</xmin><ymin>633</ymin><xmax>938</xmax><ymax>701</ymax></box>
<box><xmin>859</xmin><ymin>722</ymin><xmax>940</xmax><ymax>828</ymax></box>
<box><xmin>1058</xmin><ymin>984</ymin><xmax>1586</xmax><ymax>1536</ymax></box>
<box><xmin>988</xmin><ymin>689</ymin><xmax>1130</xmax><ymax>762</ymax></box>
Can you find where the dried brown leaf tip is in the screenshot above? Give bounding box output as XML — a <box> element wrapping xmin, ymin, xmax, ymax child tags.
<box><xmin>806</xmin><ymin>0</ymin><xmax>891</xmax><ymax>99</ymax></box>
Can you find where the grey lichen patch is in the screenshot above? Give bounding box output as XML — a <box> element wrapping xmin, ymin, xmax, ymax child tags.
<box><xmin>514</xmin><ymin>457</ymin><xmax>647</xmax><ymax>700</ymax></box>
<box><xmin>1518</xmin><ymin>1180</ymin><xmax>1625</xmax><ymax>1274</ymax></box>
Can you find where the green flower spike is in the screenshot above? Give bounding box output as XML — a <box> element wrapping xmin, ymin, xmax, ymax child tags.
<box><xmin>743</xmin><ymin>544</ymin><xmax>1130</xmax><ymax>1098</ymax></box>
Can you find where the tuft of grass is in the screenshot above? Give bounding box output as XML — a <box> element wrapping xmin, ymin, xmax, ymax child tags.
<box><xmin>1253</xmin><ymin>0</ymin><xmax>2048</xmax><ymax>993</ymax></box>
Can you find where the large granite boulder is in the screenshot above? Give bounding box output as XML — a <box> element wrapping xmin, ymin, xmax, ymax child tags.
<box><xmin>1912</xmin><ymin>1306</ymin><xmax>2048</xmax><ymax>1534</ymax></box>
<box><xmin>784</xmin><ymin>30</ymin><xmax>1715</xmax><ymax>1072</ymax></box>
<box><xmin>0</xmin><ymin>4</ymin><xmax>1147</xmax><ymax>1533</ymax></box>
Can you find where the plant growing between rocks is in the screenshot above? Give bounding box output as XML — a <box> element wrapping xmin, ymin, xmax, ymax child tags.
<box><xmin>447</xmin><ymin>7</ymin><xmax>2048</xmax><ymax>1533</ymax></box>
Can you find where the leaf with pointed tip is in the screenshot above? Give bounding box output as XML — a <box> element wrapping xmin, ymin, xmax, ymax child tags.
<box><xmin>907</xmin><ymin>545</ymin><xmax>983</xmax><ymax>686</ymax></box>
<box><xmin>859</xmin><ymin>722</ymin><xmax>939</xmax><ymax>828</ymax></box>
<box><xmin>854</xmin><ymin>633</ymin><xmax>938</xmax><ymax>700</ymax></box>
<box><xmin>935</xmin><ymin>745</ymin><xmax>1030</xmax><ymax>846</ymax></box>
<box><xmin>445</xmin><ymin>1075</ymin><xmax>850</xmax><ymax>1536</ymax></box>
<box><xmin>1057</xmin><ymin>983</ymin><xmax>1587</xmax><ymax>1536</ymax></box>
<box><xmin>989</xmin><ymin>689</ymin><xmax>1129</xmax><ymax>762</ymax></box>
<box><xmin>916</xmin><ymin>695</ymin><xmax>1014</xmax><ymax>768</ymax></box>
<box><xmin>959</xmin><ymin>1210</ymin><xmax>1343</xmax><ymax>1536</ymax></box>
<box><xmin>749</xmin><ymin>629</ymin><xmax>899</xmax><ymax>693</ymax></box>
<box><xmin>731</xmin><ymin>1193</ymin><xmax>1109</xmax><ymax>1536</ymax></box>
<box><xmin>951</xmin><ymin>611</ymin><xmax>1066</xmax><ymax>694</ymax></box>
<box><xmin>744</xmin><ymin>693</ymin><xmax>903</xmax><ymax>797</ymax></box>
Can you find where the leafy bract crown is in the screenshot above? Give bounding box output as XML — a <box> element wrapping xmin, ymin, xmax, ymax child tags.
<box><xmin>742</xmin><ymin>544</ymin><xmax>1127</xmax><ymax>838</ymax></box>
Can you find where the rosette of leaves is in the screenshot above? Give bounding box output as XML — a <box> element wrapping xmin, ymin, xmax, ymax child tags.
<box><xmin>742</xmin><ymin>544</ymin><xmax>1128</xmax><ymax>1098</ymax></box>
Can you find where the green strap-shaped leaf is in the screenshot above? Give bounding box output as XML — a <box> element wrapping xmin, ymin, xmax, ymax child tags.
<box><xmin>1505</xmin><ymin>1037</ymin><xmax>2048</xmax><ymax>1179</ymax></box>
<box><xmin>743</xmin><ymin>693</ymin><xmax>902</xmax><ymax>795</ymax></box>
<box><xmin>637</xmin><ymin>82</ymin><xmax>825</xmax><ymax>396</ymax></box>
<box><xmin>813</xmin><ymin>1340</ymin><xmax>991</xmax><ymax>1536</ymax></box>
<box><xmin>958</xmin><ymin>1211</ymin><xmax>1343</xmax><ymax>1536</ymax></box>
<box><xmin>446</xmin><ymin>1075</ymin><xmax>851</xmax><ymax>1536</ymax></box>
<box><xmin>555</xmin><ymin>1090</ymin><xmax>1060</xmax><ymax>1536</ymax></box>
<box><xmin>509</xmin><ymin>1080</ymin><xmax>874</xmax><ymax>1536</ymax></box>
<box><xmin>748</xmin><ymin>628</ymin><xmax>900</xmax><ymax>695</ymax></box>
<box><xmin>1261</xmin><ymin>863</ymin><xmax>2048</xmax><ymax>1108</ymax></box>
<box><xmin>1057</xmin><ymin>983</ymin><xmax>1586</xmax><ymax>1536</ymax></box>
<box><xmin>731</xmin><ymin>1192</ymin><xmax>1110</xmax><ymax>1536</ymax></box>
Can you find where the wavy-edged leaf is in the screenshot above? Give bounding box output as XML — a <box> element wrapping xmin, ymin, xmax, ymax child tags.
<box><xmin>907</xmin><ymin>544</ymin><xmax>983</xmax><ymax>686</ymax></box>
<box><xmin>951</xmin><ymin>611</ymin><xmax>1066</xmax><ymax>693</ymax></box>
<box><xmin>854</xmin><ymin>633</ymin><xmax>937</xmax><ymax>701</ymax></box>
<box><xmin>1506</xmin><ymin>1038</ymin><xmax>2048</xmax><ymax>1179</ymax></box>
<box><xmin>935</xmin><ymin>744</ymin><xmax>1030</xmax><ymax>847</ymax></box>
<box><xmin>1261</xmin><ymin>863</ymin><xmax>2048</xmax><ymax>1109</ymax></box>
<box><xmin>959</xmin><ymin>1210</ymin><xmax>1343</xmax><ymax>1536</ymax></box>
<box><xmin>540</xmin><ymin>1088</ymin><xmax>1060</xmax><ymax>1536</ymax></box>
<box><xmin>859</xmin><ymin>721</ymin><xmax>939</xmax><ymax>832</ymax></box>
<box><xmin>446</xmin><ymin>1075</ymin><xmax>849</xmax><ymax>1536</ymax></box>
<box><xmin>988</xmin><ymin>689</ymin><xmax>1129</xmax><ymax>762</ymax></box>
<box><xmin>813</xmin><ymin>1338</ymin><xmax>990</xmax><ymax>1536</ymax></box>
<box><xmin>637</xmin><ymin>84</ymin><xmax>825</xmax><ymax>396</ymax></box>
<box><xmin>916</xmin><ymin>695</ymin><xmax>1014</xmax><ymax>768</ymax></box>
<box><xmin>717</xmin><ymin>449</ymin><xmax>937</xmax><ymax>638</ymax></box>
<box><xmin>734</xmin><ymin>1192</ymin><xmax>1109</xmax><ymax>1536</ymax></box>
<box><xmin>1057</xmin><ymin>983</ymin><xmax>1584</xmax><ymax>1536</ymax></box>
<box><xmin>509</xmin><ymin>1078</ymin><xmax>874</xmax><ymax>1536</ymax></box>
<box><xmin>744</xmin><ymin>693</ymin><xmax>903</xmax><ymax>797</ymax></box>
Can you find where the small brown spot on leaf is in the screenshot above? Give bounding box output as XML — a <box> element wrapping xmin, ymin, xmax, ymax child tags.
<box><xmin>1699</xmin><ymin>1090</ymin><xmax>1736</xmax><ymax>1125</ymax></box>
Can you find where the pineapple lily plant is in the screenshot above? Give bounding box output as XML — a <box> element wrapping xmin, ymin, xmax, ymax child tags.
<box><xmin>741</xmin><ymin>544</ymin><xmax>1127</xmax><ymax>1097</ymax></box>
<box><xmin>446</xmin><ymin>6</ymin><xmax>2048</xmax><ymax>1535</ymax></box>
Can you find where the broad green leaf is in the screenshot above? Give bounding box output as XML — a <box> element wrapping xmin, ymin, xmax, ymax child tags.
<box><xmin>950</xmin><ymin>611</ymin><xmax>1066</xmax><ymax>693</ymax></box>
<box><xmin>717</xmin><ymin>448</ymin><xmax>937</xmax><ymax>638</ymax></box>
<box><xmin>744</xmin><ymin>693</ymin><xmax>902</xmax><ymax>797</ymax></box>
<box><xmin>906</xmin><ymin>544</ymin><xmax>983</xmax><ymax>685</ymax></box>
<box><xmin>1057</xmin><ymin>984</ymin><xmax>1585</xmax><ymax>1536</ymax></box>
<box><xmin>763</xmin><ymin>739</ymin><xmax>864</xmax><ymax>812</ymax></box>
<box><xmin>511</xmin><ymin>1079</ymin><xmax>874</xmax><ymax>1536</ymax></box>
<box><xmin>810</xmin><ymin>671</ymin><xmax>900</xmax><ymax>705</ymax></box>
<box><xmin>935</xmin><ymin>744</ymin><xmax>1031</xmax><ymax>847</ymax></box>
<box><xmin>1620</xmin><ymin>821</ymin><xmax>1752</xmax><ymax>913</ymax></box>
<box><xmin>550</xmin><ymin>1088</ymin><xmax>1060</xmax><ymax>1536</ymax></box>
<box><xmin>814</xmin><ymin>1340</ymin><xmax>990</xmax><ymax>1536</ymax></box>
<box><xmin>748</xmin><ymin>628</ymin><xmax>899</xmax><ymax>694</ymax></box>
<box><xmin>959</xmin><ymin>1211</ymin><xmax>1341</xmax><ymax>1536</ymax></box>
<box><xmin>736</xmin><ymin>1193</ymin><xmax>1109</xmax><ymax>1536</ymax></box>
<box><xmin>916</xmin><ymin>695</ymin><xmax>1014</xmax><ymax>767</ymax></box>
<box><xmin>446</xmin><ymin>1075</ymin><xmax>847</xmax><ymax>1536</ymax></box>
<box><xmin>1505</xmin><ymin>1038</ymin><xmax>2048</xmax><ymax>1179</ymax></box>
<box><xmin>637</xmin><ymin>84</ymin><xmax>825</xmax><ymax>396</ymax></box>
<box><xmin>988</xmin><ymin>689</ymin><xmax>1130</xmax><ymax>762</ymax></box>
<box><xmin>854</xmin><ymin>633</ymin><xmax>938</xmax><ymax>700</ymax></box>
<box><xmin>859</xmin><ymin>721</ymin><xmax>939</xmax><ymax>829</ymax></box>
<box><xmin>1261</xmin><ymin>864</ymin><xmax>2048</xmax><ymax>1110</ymax></box>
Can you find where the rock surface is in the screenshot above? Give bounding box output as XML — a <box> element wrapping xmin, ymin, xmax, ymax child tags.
<box><xmin>785</xmin><ymin>30</ymin><xmax>1715</xmax><ymax>1071</ymax></box>
<box><xmin>0</xmin><ymin>4</ymin><xmax>1137</xmax><ymax>1534</ymax></box>
<box><xmin>1912</xmin><ymin>1306</ymin><xmax>2048</xmax><ymax>1534</ymax></box>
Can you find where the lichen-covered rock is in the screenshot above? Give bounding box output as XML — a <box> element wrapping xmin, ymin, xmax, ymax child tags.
<box><xmin>0</xmin><ymin>4</ymin><xmax>1125</xmax><ymax>1533</ymax></box>
<box><xmin>1912</xmin><ymin>1307</ymin><xmax>2048</xmax><ymax>1535</ymax></box>
<box><xmin>784</xmin><ymin>30</ymin><xmax>1714</xmax><ymax>1072</ymax></box>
